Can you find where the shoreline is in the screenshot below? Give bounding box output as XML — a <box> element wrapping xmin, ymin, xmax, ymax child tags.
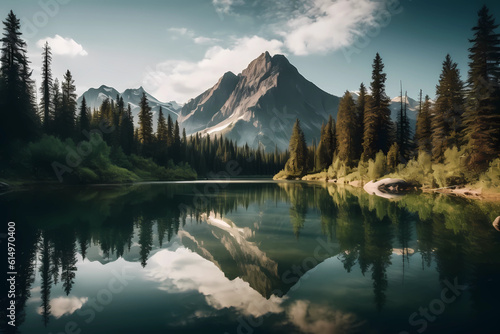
<box><xmin>3</xmin><ymin>177</ymin><xmax>500</xmax><ymax>202</ymax></box>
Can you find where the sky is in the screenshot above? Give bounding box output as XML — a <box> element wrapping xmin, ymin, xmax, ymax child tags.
<box><xmin>1</xmin><ymin>0</ymin><xmax>499</xmax><ymax>104</ymax></box>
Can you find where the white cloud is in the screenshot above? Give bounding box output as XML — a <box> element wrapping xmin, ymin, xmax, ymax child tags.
<box><xmin>213</xmin><ymin>0</ymin><xmax>244</xmax><ymax>15</ymax></box>
<box><xmin>168</xmin><ymin>27</ymin><xmax>195</xmax><ymax>38</ymax></box>
<box><xmin>287</xmin><ymin>300</ymin><xmax>361</xmax><ymax>334</ymax></box>
<box><xmin>145</xmin><ymin>247</ymin><xmax>283</xmax><ymax>317</ymax></box>
<box><xmin>280</xmin><ymin>0</ymin><xmax>382</xmax><ymax>55</ymax></box>
<box><xmin>168</xmin><ymin>27</ymin><xmax>220</xmax><ymax>45</ymax></box>
<box><xmin>37</xmin><ymin>296</ymin><xmax>88</xmax><ymax>319</ymax></box>
<box><xmin>143</xmin><ymin>35</ymin><xmax>284</xmax><ymax>103</ymax></box>
<box><xmin>36</xmin><ymin>35</ymin><xmax>88</xmax><ymax>57</ymax></box>
<box><xmin>194</xmin><ymin>36</ymin><xmax>222</xmax><ymax>45</ymax></box>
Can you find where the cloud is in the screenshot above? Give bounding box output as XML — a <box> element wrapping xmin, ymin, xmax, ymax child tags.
<box><xmin>36</xmin><ymin>35</ymin><xmax>88</xmax><ymax>57</ymax></box>
<box><xmin>143</xmin><ymin>35</ymin><xmax>284</xmax><ymax>103</ymax></box>
<box><xmin>287</xmin><ymin>300</ymin><xmax>362</xmax><ymax>334</ymax></box>
<box><xmin>213</xmin><ymin>0</ymin><xmax>244</xmax><ymax>15</ymax></box>
<box><xmin>168</xmin><ymin>27</ymin><xmax>195</xmax><ymax>39</ymax></box>
<box><xmin>279</xmin><ymin>0</ymin><xmax>382</xmax><ymax>55</ymax></box>
<box><xmin>145</xmin><ymin>247</ymin><xmax>283</xmax><ymax>317</ymax></box>
<box><xmin>168</xmin><ymin>27</ymin><xmax>221</xmax><ymax>45</ymax></box>
<box><xmin>37</xmin><ymin>296</ymin><xmax>88</xmax><ymax>319</ymax></box>
<box><xmin>194</xmin><ymin>36</ymin><xmax>222</xmax><ymax>45</ymax></box>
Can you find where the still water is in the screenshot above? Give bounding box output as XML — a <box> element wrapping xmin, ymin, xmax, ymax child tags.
<box><xmin>1</xmin><ymin>181</ymin><xmax>499</xmax><ymax>334</ymax></box>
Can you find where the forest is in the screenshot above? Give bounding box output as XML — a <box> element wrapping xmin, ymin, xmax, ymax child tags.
<box><xmin>277</xmin><ymin>5</ymin><xmax>500</xmax><ymax>191</ymax></box>
<box><xmin>0</xmin><ymin>10</ymin><xmax>287</xmax><ymax>184</ymax></box>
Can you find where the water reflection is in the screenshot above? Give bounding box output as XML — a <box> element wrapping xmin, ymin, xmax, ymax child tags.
<box><xmin>1</xmin><ymin>181</ymin><xmax>499</xmax><ymax>333</ymax></box>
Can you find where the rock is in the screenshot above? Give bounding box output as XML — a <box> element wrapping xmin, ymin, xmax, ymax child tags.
<box><xmin>363</xmin><ymin>178</ymin><xmax>415</xmax><ymax>199</ymax></box>
<box><xmin>493</xmin><ymin>216</ymin><xmax>500</xmax><ymax>232</ymax></box>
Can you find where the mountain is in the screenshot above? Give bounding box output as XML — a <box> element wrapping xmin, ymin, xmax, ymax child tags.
<box><xmin>178</xmin><ymin>52</ymin><xmax>340</xmax><ymax>152</ymax></box>
<box><xmin>77</xmin><ymin>85</ymin><xmax>181</xmax><ymax>128</ymax></box>
<box><xmin>351</xmin><ymin>91</ymin><xmax>420</xmax><ymax>131</ymax></box>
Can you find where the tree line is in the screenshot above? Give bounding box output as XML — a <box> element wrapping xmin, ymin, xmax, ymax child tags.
<box><xmin>0</xmin><ymin>10</ymin><xmax>286</xmax><ymax>182</ymax></box>
<box><xmin>282</xmin><ymin>5</ymin><xmax>500</xmax><ymax>185</ymax></box>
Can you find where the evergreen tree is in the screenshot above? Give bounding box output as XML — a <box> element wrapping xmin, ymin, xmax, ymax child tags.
<box><xmin>432</xmin><ymin>54</ymin><xmax>465</xmax><ymax>161</ymax></box>
<box><xmin>173</xmin><ymin>120</ymin><xmax>181</xmax><ymax>162</ymax></box>
<box><xmin>363</xmin><ymin>53</ymin><xmax>392</xmax><ymax>159</ymax></box>
<box><xmin>156</xmin><ymin>107</ymin><xmax>168</xmax><ymax>144</ymax></box>
<box><xmin>58</xmin><ymin>70</ymin><xmax>77</xmax><ymax>139</ymax></box>
<box><xmin>77</xmin><ymin>96</ymin><xmax>90</xmax><ymax>138</ymax></box>
<box><xmin>166</xmin><ymin>114</ymin><xmax>174</xmax><ymax>147</ymax></box>
<box><xmin>40</xmin><ymin>41</ymin><xmax>53</xmax><ymax>133</ymax></box>
<box><xmin>336</xmin><ymin>91</ymin><xmax>357</xmax><ymax>166</ymax></box>
<box><xmin>396</xmin><ymin>85</ymin><xmax>412</xmax><ymax>161</ymax></box>
<box><xmin>0</xmin><ymin>10</ymin><xmax>39</xmax><ymax>148</ymax></box>
<box><xmin>138</xmin><ymin>92</ymin><xmax>154</xmax><ymax>152</ymax></box>
<box><xmin>316</xmin><ymin>115</ymin><xmax>336</xmax><ymax>170</ymax></box>
<box><xmin>415</xmin><ymin>93</ymin><xmax>432</xmax><ymax>154</ymax></box>
<box><xmin>120</xmin><ymin>103</ymin><xmax>134</xmax><ymax>155</ymax></box>
<box><xmin>52</xmin><ymin>78</ymin><xmax>62</xmax><ymax>135</ymax></box>
<box><xmin>285</xmin><ymin>119</ymin><xmax>308</xmax><ymax>176</ymax></box>
<box><xmin>354</xmin><ymin>83</ymin><xmax>367</xmax><ymax>160</ymax></box>
<box><xmin>464</xmin><ymin>5</ymin><xmax>500</xmax><ymax>170</ymax></box>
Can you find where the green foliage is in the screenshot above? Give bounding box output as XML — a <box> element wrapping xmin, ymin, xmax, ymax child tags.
<box><xmin>363</xmin><ymin>53</ymin><xmax>392</xmax><ymax>159</ymax></box>
<box><xmin>336</xmin><ymin>91</ymin><xmax>357</xmax><ymax>166</ymax></box>
<box><xmin>285</xmin><ymin>119</ymin><xmax>308</xmax><ymax>176</ymax></box>
<box><xmin>464</xmin><ymin>6</ymin><xmax>500</xmax><ymax>171</ymax></box>
<box><xmin>415</xmin><ymin>94</ymin><xmax>432</xmax><ymax>154</ymax></box>
<box><xmin>477</xmin><ymin>158</ymin><xmax>500</xmax><ymax>190</ymax></box>
<box><xmin>26</xmin><ymin>135</ymin><xmax>70</xmax><ymax>178</ymax></box>
<box><xmin>387</xmin><ymin>142</ymin><xmax>399</xmax><ymax>172</ymax></box>
<box><xmin>432</xmin><ymin>55</ymin><xmax>465</xmax><ymax>161</ymax></box>
<box><xmin>368</xmin><ymin>151</ymin><xmax>387</xmax><ymax>180</ymax></box>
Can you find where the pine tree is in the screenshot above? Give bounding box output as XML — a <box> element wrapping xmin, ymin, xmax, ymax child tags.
<box><xmin>316</xmin><ymin>115</ymin><xmax>336</xmax><ymax>170</ymax></box>
<box><xmin>52</xmin><ymin>78</ymin><xmax>62</xmax><ymax>135</ymax></box>
<box><xmin>120</xmin><ymin>103</ymin><xmax>134</xmax><ymax>155</ymax></box>
<box><xmin>285</xmin><ymin>119</ymin><xmax>308</xmax><ymax>176</ymax></box>
<box><xmin>173</xmin><ymin>120</ymin><xmax>181</xmax><ymax>162</ymax></box>
<box><xmin>336</xmin><ymin>91</ymin><xmax>357</xmax><ymax>166</ymax></box>
<box><xmin>58</xmin><ymin>70</ymin><xmax>77</xmax><ymax>139</ymax></box>
<box><xmin>354</xmin><ymin>83</ymin><xmax>367</xmax><ymax>160</ymax></box>
<box><xmin>0</xmin><ymin>10</ymin><xmax>39</xmax><ymax>148</ymax></box>
<box><xmin>464</xmin><ymin>5</ymin><xmax>500</xmax><ymax>170</ymax></box>
<box><xmin>166</xmin><ymin>114</ymin><xmax>174</xmax><ymax>147</ymax></box>
<box><xmin>156</xmin><ymin>107</ymin><xmax>168</xmax><ymax>144</ymax></box>
<box><xmin>396</xmin><ymin>84</ymin><xmax>412</xmax><ymax>161</ymax></box>
<box><xmin>138</xmin><ymin>92</ymin><xmax>153</xmax><ymax>151</ymax></box>
<box><xmin>432</xmin><ymin>54</ymin><xmax>465</xmax><ymax>161</ymax></box>
<box><xmin>363</xmin><ymin>53</ymin><xmax>392</xmax><ymax>159</ymax></box>
<box><xmin>77</xmin><ymin>96</ymin><xmax>90</xmax><ymax>138</ymax></box>
<box><xmin>415</xmin><ymin>93</ymin><xmax>432</xmax><ymax>154</ymax></box>
<box><xmin>40</xmin><ymin>41</ymin><xmax>53</xmax><ymax>133</ymax></box>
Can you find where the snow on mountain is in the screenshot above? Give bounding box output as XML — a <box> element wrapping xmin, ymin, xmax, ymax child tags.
<box><xmin>179</xmin><ymin>52</ymin><xmax>340</xmax><ymax>152</ymax></box>
<box><xmin>77</xmin><ymin>86</ymin><xmax>181</xmax><ymax>129</ymax></box>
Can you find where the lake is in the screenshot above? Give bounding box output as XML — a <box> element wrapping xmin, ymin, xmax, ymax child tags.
<box><xmin>1</xmin><ymin>181</ymin><xmax>500</xmax><ymax>334</ymax></box>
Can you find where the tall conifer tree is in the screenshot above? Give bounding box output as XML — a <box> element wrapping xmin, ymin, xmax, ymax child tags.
<box><xmin>40</xmin><ymin>41</ymin><xmax>53</xmax><ymax>133</ymax></box>
<box><xmin>464</xmin><ymin>5</ymin><xmax>500</xmax><ymax>170</ymax></box>
<box><xmin>336</xmin><ymin>91</ymin><xmax>357</xmax><ymax>166</ymax></box>
<box><xmin>363</xmin><ymin>53</ymin><xmax>392</xmax><ymax>159</ymax></box>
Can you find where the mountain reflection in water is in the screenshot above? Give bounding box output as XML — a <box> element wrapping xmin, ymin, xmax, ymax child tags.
<box><xmin>1</xmin><ymin>181</ymin><xmax>499</xmax><ymax>334</ymax></box>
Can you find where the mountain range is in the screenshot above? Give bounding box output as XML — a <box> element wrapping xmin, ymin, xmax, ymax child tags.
<box><xmin>78</xmin><ymin>53</ymin><xmax>422</xmax><ymax>151</ymax></box>
<box><xmin>77</xmin><ymin>85</ymin><xmax>181</xmax><ymax>128</ymax></box>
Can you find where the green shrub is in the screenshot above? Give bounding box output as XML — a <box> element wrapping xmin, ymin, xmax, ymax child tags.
<box><xmin>368</xmin><ymin>151</ymin><xmax>387</xmax><ymax>180</ymax></box>
<box><xmin>477</xmin><ymin>158</ymin><xmax>500</xmax><ymax>190</ymax></box>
